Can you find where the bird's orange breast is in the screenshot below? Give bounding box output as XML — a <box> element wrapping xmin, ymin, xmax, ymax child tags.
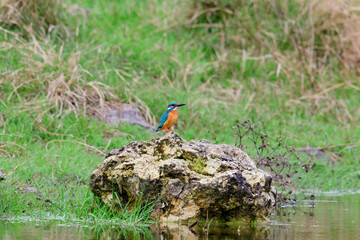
<box><xmin>163</xmin><ymin>110</ymin><xmax>178</xmax><ymax>129</ymax></box>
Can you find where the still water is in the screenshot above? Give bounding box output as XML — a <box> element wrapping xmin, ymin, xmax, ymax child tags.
<box><xmin>1</xmin><ymin>194</ymin><xmax>359</xmax><ymax>240</ymax></box>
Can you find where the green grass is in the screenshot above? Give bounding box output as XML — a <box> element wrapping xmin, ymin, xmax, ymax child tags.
<box><xmin>0</xmin><ymin>0</ymin><xmax>359</xmax><ymax>224</ymax></box>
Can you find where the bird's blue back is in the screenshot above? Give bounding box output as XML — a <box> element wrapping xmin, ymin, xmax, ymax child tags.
<box><xmin>158</xmin><ymin>110</ymin><xmax>169</xmax><ymax>128</ymax></box>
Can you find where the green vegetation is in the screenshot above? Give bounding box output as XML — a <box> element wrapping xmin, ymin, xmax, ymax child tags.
<box><xmin>190</xmin><ymin>157</ymin><xmax>206</xmax><ymax>175</ymax></box>
<box><xmin>0</xmin><ymin>0</ymin><xmax>359</xmax><ymax>225</ymax></box>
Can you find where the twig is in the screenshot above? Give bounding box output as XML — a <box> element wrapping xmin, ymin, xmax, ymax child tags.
<box><xmin>188</xmin><ymin>220</ymin><xmax>199</xmax><ymax>230</ymax></box>
<box><xmin>315</xmin><ymin>82</ymin><xmax>345</xmax><ymax>96</ymax></box>
<box><xmin>183</xmin><ymin>64</ymin><xmax>192</xmax><ymax>92</ymax></box>
<box><xmin>1</xmin><ymin>142</ymin><xmax>26</xmax><ymax>150</ymax></box>
<box><xmin>5</xmin><ymin>162</ymin><xmax>26</xmax><ymax>177</ymax></box>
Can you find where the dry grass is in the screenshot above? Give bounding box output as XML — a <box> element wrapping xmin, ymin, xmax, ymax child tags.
<box><xmin>1</xmin><ymin>0</ymin><xmax>358</xmax><ymax>136</ymax></box>
<box><xmin>0</xmin><ymin>27</ymin><xmax>117</xmax><ymax>128</ymax></box>
<box><xmin>161</xmin><ymin>0</ymin><xmax>360</xmax><ymax>126</ymax></box>
<box><xmin>311</xmin><ymin>0</ymin><xmax>360</xmax><ymax>69</ymax></box>
<box><xmin>0</xmin><ymin>0</ymin><xmax>159</xmax><ymax>136</ymax></box>
<box><xmin>0</xmin><ymin>0</ymin><xmax>69</xmax><ymax>38</ymax></box>
<box><xmin>0</xmin><ymin>27</ymin><xmax>158</xmax><ymax>136</ymax></box>
<box><xmin>0</xmin><ymin>141</ymin><xmax>26</xmax><ymax>157</ymax></box>
<box><xmin>182</xmin><ymin>0</ymin><xmax>360</xmax><ymax>72</ymax></box>
<box><xmin>0</xmin><ymin>0</ymin><xmax>156</xmax><ymax>128</ymax></box>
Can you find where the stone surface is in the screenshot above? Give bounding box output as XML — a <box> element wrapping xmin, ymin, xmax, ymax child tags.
<box><xmin>90</xmin><ymin>102</ymin><xmax>153</xmax><ymax>129</ymax></box>
<box><xmin>297</xmin><ymin>146</ymin><xmax>330</xmax><ymax>161</ymax></box>
<box><xmin>22</xmin><ymin>187</ymin><xmax>41</xmax><ymax>195</ymax></box>
<box><xmin>90</xmin><ymin>132</ymin><xmax>276</xmax><ymax>221</ymax></box>
<box><xmin>0</xmin><ymin>168</ymin><xmax>4</xmax><ymax>181</ymax></box>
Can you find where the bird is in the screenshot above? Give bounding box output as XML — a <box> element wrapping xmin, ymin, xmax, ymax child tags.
<box><xmin>155</xmin><ymin>102</ymin><xmax>186</xmax><ymax>132</ymax></box>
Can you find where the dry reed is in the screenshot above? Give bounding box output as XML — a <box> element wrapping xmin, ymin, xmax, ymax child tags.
<box><xmin>0</xmin><ymin>0</ymin><xmax>69</xmax><ymax>38</ymax></box>
<box><xmin>162</xmin><ymin>0</ymin><xmax>360</xmax><ymax>126</ymax></box>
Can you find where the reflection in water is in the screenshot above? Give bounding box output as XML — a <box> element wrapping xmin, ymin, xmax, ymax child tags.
<box><xmin>0</xmin><ymin>221</ymin><xmax>153</xmax><ymax>240</ymax></box>
<box><xmin>0</xmin><ymin>194</ymin><xmax>359</xmax><ymax>240</ymax></box>
<box><xmin>151</xmin><ymin>222</ymin><xmax>272</xmax><ymax>240</ymax></box>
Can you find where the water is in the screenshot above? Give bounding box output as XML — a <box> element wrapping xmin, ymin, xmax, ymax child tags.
<box><xmin>1</xmin><ymin>194</ymin><xmax>359</xmax><ymax>240</ymax></box>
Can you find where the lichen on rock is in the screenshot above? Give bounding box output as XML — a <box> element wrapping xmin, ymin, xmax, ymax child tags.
<box><xmin>90</xmin><ymin>132</ymin><xmax>276</xmax><ymax>221</ymax></box>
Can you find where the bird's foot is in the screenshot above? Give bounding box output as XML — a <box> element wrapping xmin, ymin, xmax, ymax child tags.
<box><xmin>165</xmin><ymin>129</ymin><xmax>173</xmax><ymax>132</ymax></box>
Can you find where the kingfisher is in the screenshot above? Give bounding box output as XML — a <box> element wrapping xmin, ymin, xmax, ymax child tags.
<box><xmin>155</xmin><ymin>102</ymin><xmax>186</xmax><ymax>132</ymax></box>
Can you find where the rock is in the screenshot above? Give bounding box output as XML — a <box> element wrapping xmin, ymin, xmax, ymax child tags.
<box><xmin>22</xmin><ymin>187</ymin><xmax>41</xmax><ymax>195</ymax></box>
<box><xmin>151</xmin><ymin>222</ymin><xmax>198</xmax><ymax>240</ymax></box>
<box><xmin>297</xmin><ymin>146</ymin><xmax>331</xmax><ymax>161</ymax></box>
<box><xmin>90</xmin><ymin>132</ymin><xmax>276</xmax><ymax>221</ymax></box>
<box><xmin>90</xmin><ymin>102</ymin><xmax>154</xmax><ymax>129</ymax></box>
<box><xmin>0</xmin><ymin>168</ymin><xmax>4</xmax><ymax>181</ymax></box>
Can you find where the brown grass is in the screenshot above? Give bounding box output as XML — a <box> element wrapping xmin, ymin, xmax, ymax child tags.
<box><xmin>0</xmin><ymin>25</ymin><xmax>158</xmax><ymax>135</ymax></box>
<box><xmin>0</xmin><ymin>0</ymin><xmax>68</xmax><ymax>38</ymax></box>
<box><xmin>183</xmin><ymin>0</ymin><xmax>360</xmax><ymax>72</ymax></box>
<box><xmin>0</xmin><ymin>28</ymin><xmax>118</xmax><ymax>136</ymax></box>
<box><xmin>0</xmin><ymin>0</ymin><xmax>157</xmax><ymax>129</ymax></box>
<box><xmin>160</xmin><ymin>0</ymin><xmax>360</xmax><ymax>126</ymax></box>
<box><xmin>0</xmin><ymin>140</ymin><xmax>26</xmax><ymax>157</ymax></box>
<box><xmin>311</xmin><ymin>0</ymin><xmax>360</xmax><ymax>69</ymax></box>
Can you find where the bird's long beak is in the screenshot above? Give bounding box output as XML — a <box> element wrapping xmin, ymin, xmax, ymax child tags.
<box><xmin>175</xmin><ymin>103</ymin><xmax>186</xmax><ymax>107</ymax></box>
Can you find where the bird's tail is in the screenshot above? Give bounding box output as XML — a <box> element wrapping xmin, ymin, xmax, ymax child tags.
<box><xmin>155</xmin><ymin>127</ymin><xmax>159</xmax><ymax>132</ymax></box>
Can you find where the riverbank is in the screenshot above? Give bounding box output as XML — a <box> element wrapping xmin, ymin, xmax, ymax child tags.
<box><xmin>1</xmin><ymin>194</ymin><xmax>360</xmax><ymax>240</ymax></box>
